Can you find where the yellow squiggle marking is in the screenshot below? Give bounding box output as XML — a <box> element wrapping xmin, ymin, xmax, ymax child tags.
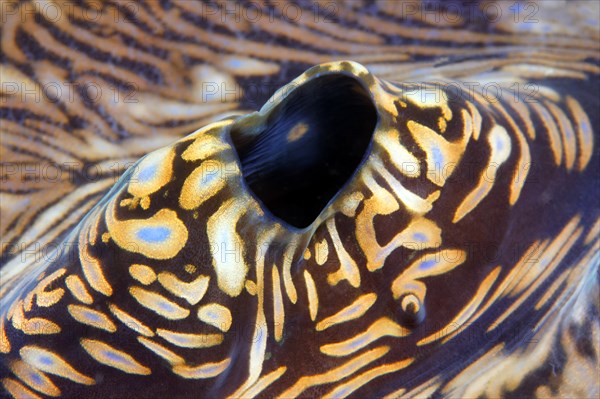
<box><xmin>108</xmin><ymin>304</ymin><xmax>154</xmax><ymax>337</ymax></box>
<box><xmin>462</xmin><ymin>243</ymin><xmax>547</xmax><ymax>330</ymax></box>
<box><xmin>181</xmin><ymin>123</ymin><xmax>232</xmax><ymax>161</ymax></box>
<box><xmin>281</xmin><ymin>239</ymin><xmax>300</xmax><ymax>304</ymax></box>
<box><xmin>506</xmin><ymin>99</ymin><xmax>536</xmax><ymax>140</ymax></box>
<box><xmin>158</xmin><ymin>273</ymin><xmax>210</xmax><ymax>305</ymax></box>
<box><xmin>489</xmin><ymin>220</ymin><xmax>583</xmax><ymax>332</ymax></box>
<box><xmin>9</xmin><ymin>360</ymin><xmax>60</xmax><ymax>397</ymax></box>
<box><xmin>509</xmin><ymin>216</ymin><xmax>580</xmax><ymax>297</ymax></box>
<box><xmin>303</xmin><ymin>248</ymin><xmax>311</xmax><ymax>260</ymax></box>
<box><xmin>357</xmin><ymin>168</ymin><xmax>441</xmax><ymax>272</ymax></box>
<box><xmin>2</xmin><ymin>378</ymin><xmax>43</xmax><ymax>399</ymax></box>
<box><xmin>584</xmin><ymin>217</ymin><xmax>600</xmax><ymax>245</ymax></box>
<box><xmin>67</xmin><ymin>305</ymin><xmax>116</xmax><ymax>333</ymax></box>
<box><xmin>234</xmin><ymin>229</ymin><xmax>275</xmax><ymax>395</ymax></box>
<box><xmin>20</xmin><ymin>346</ymin><xmax>95</xmax><ymax>385</ymax></box>
<box><xmin>326</xmin><ymin>218</ymin><xmax>360</xmax><ymax>288</ymax></box>
<box><xmin>272</xmin><ymin>265</ymin><xmax>284</xmax><ymax>343</ymax></box>
<box><xmin>546</xmin><ymin>101</ymin><xmax>576</xmax><ymax>171</ymax></box>
<box><xmin>127</xmin><ymin>146</ymin><xmax>175</xmax><ymax>198</ymax></box>
<box><xmin>314</xmin><ymin>239</ymin><xmax>329</xmax><ymax>266</ymax></box>
<box><xmin>373</xmin><ymin>156</ymin><xmax>438</xmax><ymax>215</ymax></box>
<box><xmin>137</xmin><ymin>337</ymin><xmax>184</xmax><ymax>365</ymax></box>
<box><xmin>408</xmin><ymin>120</ymin><xmax>469</xmax><ymax>187</ymax></box>
<box><xmin>79</xmin><ymin>225</ymin><xmax>112</xmax><ymax>296</ymax></box>
<box><xmin>277</xmin><ymin>346</ymin><xmax>390</xmax><ymax>399</ymax></box>
<box><xmin>530</xmin><ymin>102</ymin><xmax>563</xmax><ymax>166</ymax></box>
<box><xmin>418</xmin><ymin>266</ymin><xmax>501</xmax><ymax>346</ymax></box>
<box><xmin>460</xmin><ymin>107</ymin><xmax>472</xmax><ymax>143</ymax></box>
<box><xmin>438</xmin><ymin>116</ymin><xmax>447</xmax><ymax>133</ymax></box>
<box><xmin>304</xmin><ymin>270</ymin><xmax>319</xmax><ymax>321</ymax></box>
<box><xmin>489</xmin><ymin>101</ymin><xmax>530</xmax><ymax>206</ymax></box>
<box><xmin>86</xmin><ymin>206</ymin><xmax>102</xmax><ymax>246</ymax></box>
<box><xmin>382</xmin><ymin>387</ymin><xmax>407</xmax><ymax>399</ymax></box>
<box><xmin>356</xmin><ymin>168</ymin><xmax>398</xmax><ymax>270</ymax></box>
<box><xmin>156</xmin><ymin>328</ymin><xmax>223</xmax><ymax>348</ymax></box>
<box><xmin>466</xmin><ymin>101</ymin><xmax>482</xmax><ymax>140</ymax></box>
<box><xmin>129</xmin><ymin>264</ymin><xmax>157</xmax><ymax>285</ymax></box>
<box><xmin>453</xmin><ymin>124</ymin><xmax>512</xmax><ymax>223</ymax></box>
<box><xmin>245</xmin><ymin>280</ymin><xmax>257</xmax><ymax>296</ymax></box>
<box><xmin>507</xmin><ymin>123</ymin><xmax>530</xmax><ymax>206</ymax></box>
<box><xmin>34</xmin><ymin>268</ymin><xmax>66</xmax><ymax>307</ymax></box>
<box><xmin>65</xmin><ymin>275</ymin><xmax>93</xmax><ymax>304</ymax></box>
<box><xmin>316</xmin><ymin>293</ymin><xmax>377</xmax><ymax>332</ymax></box>
<box><xmin>1</xmin><ymin>317</ymin><xmax>10</xmax><ymax>353</ymax></box>
<box><xmin>140</xmin><ymin>197</ymin><xmax>150</xmax><ymax>210</ymax></box>
<box><xmin>207</xmin><ymin>198</ymin><xmax>248</xmax><ymax>297</ymax></box>
<box><xmin>80</xmin><ymin>339</ymin><xmax>151</xmax><ymax>375</ymax></box>
<box><xmin>184</xmin><ymin>264</ymin><xmax>197</xmax><ymax>274</ymax></box>
<box><xmin>497</xmin><ymin>240</ymin><xmax>549</xmax><ymax>300</ymax></box>
<box><xmin>391</xmin><ymin>249</ymin><xmax>467</xmax><ymax>300</ymax></box>
<box><xmin>374</xmin><ymin>127</ymin><xmax>421</xmax><ymax>178</ymax></box>
<box><xmin>321</xmin><ymin>318</ymin><xmax>410</xmax><ymax>357</ymax></box>
<box><xmin>228</xmin><ymin>366</ymin><xmax>287</xmax><ymax>399</ymax></box>
<box><xmin>566</xmin><ymin>95</ymin><xmax>594</xmax><ymax>171</ymax></box>
<box><xmin>384</xmin><ymin>378</ymin><xmax>439</xmax><ymax>399</ymax></box>
<box><xmin>323</xmin><ymin>357</ymin><xmax>414</xmax><ymax>399</ymax></box>
<box><xmin>197</xmin><ymin>303</ymin><xmax>232</xmax><ymax>332</ymax></box>
<box><xmin>11</xmin><ymin>301</ymin><xmax>60</xmax><ymax>335</ymax></box>
<box><xmin>403</xmin><ymin>86</ymin><xmax>452</xmax><ymax>121</ymax></box>
<box><xmin>34</xmin><ymin>289</ymin><xmax>63</xmax><ymax>309</ymax></box>
<box><xmin>534</xmin><ymin>268</ymin><xmax>571</xmax><ymax>311</ymax></box>
<box><xmin>178</xmin><ymin>160</ymin><xmax>233</xmax><ymax>210</ymax></box>
<box><xmin>10</xmin><ymin>301</ymin><xmax>25</xmax><ymax>328</ymax></box>
<box><xmin>129</xmin><ymin>286</ymin><xmax>190</xmax><ymax>320</ymax></box>
<box><xmin>172</xmin><ymin>358</ymin><xmax>231</xmax><ymax>379</ymax></box>
<box><xmin>23</xmin><ymin>290</ymin><xmax>35</xmax><ymax>312</ymax></box>
<box><xmin>106</xmin><ymin>204</ymin><xmax>188</xmax><ymax>261</ymax></box>
<box><xmin>339</xmin><ymin>191</ymin><xmax>364</xmax><ymax>218</ymax></box>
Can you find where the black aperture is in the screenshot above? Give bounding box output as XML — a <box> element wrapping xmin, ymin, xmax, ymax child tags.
<box><xmin>230</xmin><ymin>75</ymin><xmax>377</xmax><ymax>228</ymax></box>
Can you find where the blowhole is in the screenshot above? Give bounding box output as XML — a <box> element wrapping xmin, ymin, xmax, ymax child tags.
<box><xmin>230</xmin><ymin>74</ymin><xmax>378</xmax><ymax>228</ymax></box>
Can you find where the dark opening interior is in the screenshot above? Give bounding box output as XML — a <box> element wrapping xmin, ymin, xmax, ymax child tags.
<box><xmin>230</xmin><ymin>75</ymin><xmax>378</xmax><ymax>228</ymax></box>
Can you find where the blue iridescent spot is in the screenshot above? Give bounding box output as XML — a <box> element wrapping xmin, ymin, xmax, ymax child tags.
<box><xmin>203</xmin><ymin>364</ymin><xmax>223</xmax><ymax>374</ymax></box>
<box><xmin>201</xmin><ymin>171</ymin><xmax>219</xmax><ymax>186</ymax></box>
<box><xmin>431</xmin><ymin>146</ymin><xmax>444</xmax><ymax>166</ymax></box>
<box><xmin>137</xmin><ymin>164</ymin><xmax>157</xmax><ymax>183</ymax></box>
<box><xmin>84</xmin><ymin>311</ymin><xmax>101</xmax><ymax>322</ymax></box>
<box><xmin>136</xmin><ymin>226</ymin><xmax>171</xmax><ymax>243</ymax></box>
<box><xmin>334</xmin><ymin>386</ymin><xmax>352</xmax><ymax>398</ymax></box>
<box><xmin>159</xmin><ymin>302</ymin><xmax>174</xmax><ymax>312</ymax></box>
<box><xmin>39</xmin><ymin>356</ymin><xmax>53</xmax><ymax>366</ymax></box>
<box><xmin>205</xmin><ymin>310</ymin><xmax>216</xmax><ymax>320</ymax></box>
<box><xmin>225</xmin><ymin>59</ymin><xmax>243</xmax><ymax>69</ymax></box>
<box><xmin>495</xmin><ymin>135</ymin><xmax>505</xmax><ymax>152</ymax></box>
<box><xmin>413</xmin><ymin>233</ymin><xmax>427</xmax><ymax>242</ymax></box>
<box><xmin>104</xmin><ymin>350</ymin><xmax>126</xmax><ymax>363</ymax></box>
<box><xmin>349</xmin><ymin>334</ymin><xmax>368</xmax><ymax>350</ymax></box>
<box><xmin>418</xmin><ymin>259</ymin><xmax>438</xmax><ymax>271</ymax></box>
<box><xmin>30</xmin><ymin>372</ymin><xmax>43</xmax><ymax>385</ymax></box>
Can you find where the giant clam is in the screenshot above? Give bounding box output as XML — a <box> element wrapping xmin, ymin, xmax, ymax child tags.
<box><xmin>1</xmin><ymin>1</ymin><xmax>598</xmax><ymax>398</ymax></box>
